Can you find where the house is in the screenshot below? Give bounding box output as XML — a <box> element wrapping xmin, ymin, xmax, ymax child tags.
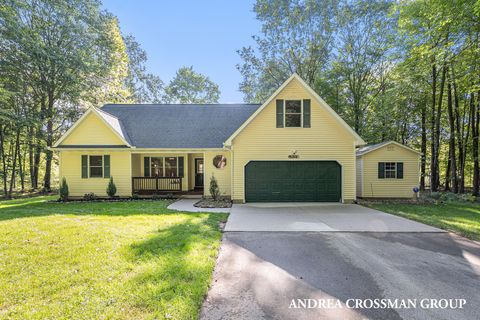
<box><xmin>52</xmin><ymin>73</ymin><xmax>419</xmax><ymax>202</ymax></box>
<box><xmin>356</xmin><ymin>141</ymin><xmax>422</xmax><ymax>198</ymax></box>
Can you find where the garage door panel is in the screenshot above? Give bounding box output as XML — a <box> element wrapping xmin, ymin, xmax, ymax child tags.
<box><xmin>245</xmin><ymin>161</ymin><xmax>341</xmax><ymax>202</ymax></box>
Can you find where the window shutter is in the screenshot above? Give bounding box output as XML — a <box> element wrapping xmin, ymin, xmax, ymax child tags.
<box><xmin>144</xmin><ymin>157</ymin><xmax>150</xmax><ymax>177</ymax></box>
<box><xmin>276</xmin><ymin>100</ymin><xmax>284</xmax><ymax>128</ymax></box>
<box><xmin>81</xmin><ymin>155</ymin><xmax>88</xmax><ymax>178</ymax></box>
<box><xmin>178</xmin><ymin>157</ymin><xmax>184</xmax><ymax>177</ymax></box>
<box><xmin>303</xmin><ymin>99</ymin><xmax>311</xmax><ymax>128</ymax></box>
<box><xmin>103</xmin><ymin>155</ymin><xmax>110</xmax><ymax>178</ymax></box>
<box><xmin>397</xmin><ymin>162</ymin><xmax>404</xmax><ymax>179</ymax></box>
<box><xmin>378</xmin><ymin>162</ymin><xmax>385</xmax><ymax>179</ymax></box>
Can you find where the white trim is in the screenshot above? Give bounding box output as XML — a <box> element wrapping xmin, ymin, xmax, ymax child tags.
<box><xmin>53</xmin><ymin>107</ymin><xmax>132</xmax><ymax>148</ymax></box>
<box><xmin>224</xmin><ymin>73</ymin><xmax>366</xmax><ymax>146</ymax></box>
<box><xmin>356</xmin><ymin>141</ymin><xmax>422</xmax><ymax>157</ymax></box>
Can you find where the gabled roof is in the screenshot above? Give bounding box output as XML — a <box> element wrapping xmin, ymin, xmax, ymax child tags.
<box><xmin>53</xmin><ymin>107</ymin><xmax>132</xmax><ymax>148</ymax></box>
<box><xmin>224</xmin><ymin>73</ymin><xmax>366</xmax><ymax>146</ymax></box>
<box><xmin>101</xmin><ymin>104</ymin><xmax>260</xmax><ymax>148</ymax></box>
<box><xmin>356</xmin><ymin>141</ymin><xmax>422</xmax><ymax>156</ymax></box>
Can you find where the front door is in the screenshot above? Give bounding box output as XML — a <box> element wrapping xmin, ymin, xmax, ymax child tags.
<box><xmin>195</xmin><ymin>158</ymin><xmax>204</xmax><ymax>188</ymax></box>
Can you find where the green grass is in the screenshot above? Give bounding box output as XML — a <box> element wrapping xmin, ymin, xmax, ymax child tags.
<box><xmin>367</xmin><ymin>201</ymin><xmax>480</xmax><ymax>240</ymax></box>
<box><xmin>0</xmin><ymin>196</ymin><xmax>228</xmax><ymax>319</ymax></box>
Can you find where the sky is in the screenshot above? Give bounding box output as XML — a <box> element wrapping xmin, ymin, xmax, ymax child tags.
<box><xmin>101</xmin><ymin>0</ymin><xmax>261</xmax><ymax>103</ymax></box>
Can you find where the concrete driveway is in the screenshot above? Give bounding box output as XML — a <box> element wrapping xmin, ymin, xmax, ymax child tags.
<box><xmin>225</xmin><ymin>203</ymin><xmax>442</xmax><ymax>232</ymax></box>
<box><xmin>201</xmin><ymin>232</ymin><xmax>480</xmax><ymax>320</ymax></box>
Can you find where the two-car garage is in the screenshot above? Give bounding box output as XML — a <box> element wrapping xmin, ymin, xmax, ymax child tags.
<box><xmin>244</xmin><ymin>161</ymin><xmax>342</xmax><ymax>202</ymax></box>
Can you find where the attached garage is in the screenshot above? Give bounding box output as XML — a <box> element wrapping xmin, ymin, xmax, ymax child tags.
<box><xmin>245</xmin><ymin>161</ymin><xmax>342</xmax><ymax>202</ymax></box>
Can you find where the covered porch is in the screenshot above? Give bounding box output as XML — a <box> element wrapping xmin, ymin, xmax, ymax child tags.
<box><xmin>131</xmin><ymin>152</ymin><xmax>205</xmax><ymax>195</ymax></box>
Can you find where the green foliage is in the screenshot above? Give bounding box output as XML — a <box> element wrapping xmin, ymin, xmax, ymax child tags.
<box><xmin>58</xmin><ymin>178</ymin><xmax>69</xmax><ymax>201</ymax></box>
<box><xmin>106</xmin><ymin>177</ymin><xmax>117</xmax><ymax>198</ymax></box>
<box><xmin>83</xmin><ymin>193</ymin><xmax>97</xmax><ymax>201</ymax></box>
<box><xmin>164</xmin><ymin>66</ymin><xmax>220</xmax><ymax>103</ymax></box>
<box><xmin>209</xmin><ymin>175</ymin><xmax>221</xmax><ymax>201</ymax></box>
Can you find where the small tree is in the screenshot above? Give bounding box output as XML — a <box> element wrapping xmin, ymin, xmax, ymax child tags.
<box><xmin>209</xmin><ymin>175</ymin><xmax>221</xmax><ymax>201</ymax></box>
<box><xmin>59</xmin><ymin>177</ymin><xmax>69</xmax><ymax>201</ymax></box>
<box><xmin>106</xmin><ymin>177</ymin><xmax>117</xmax><ymax>198</ymax></box>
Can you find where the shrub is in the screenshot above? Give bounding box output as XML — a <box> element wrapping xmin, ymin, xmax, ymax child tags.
<box><xmin>83</xmin><ymin>192</ymin><xmax>97</xmax><ymax>201</ymax></box>
<box><xmin>209</xmin><ymin>175</ymin><xmax>221</xmax><ymax>201</ymax></box>
<box><xmin>106</xmin><ymin>176</ymin><xmax>117</xmax><ymax>198</ymax></box>
<box><xmin>58</xmin><ymin>177</ymin><xmax>69</xmax><ymax>201</ymax></box>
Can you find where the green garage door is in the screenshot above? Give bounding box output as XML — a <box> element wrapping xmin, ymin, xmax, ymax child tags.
<box><xmin>245</xmin><ymin>161</ymin><xmax>341</xmax><ymax>202</ymax></box>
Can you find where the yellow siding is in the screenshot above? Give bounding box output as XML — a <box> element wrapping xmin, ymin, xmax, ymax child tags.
<box><xmin>360</xmin><ymin>145</ymin><xmax>420</xmax><ymax>198</ymax></box>
<box><xmin>356</xmin><ymin>157</ymin><xmax>363</xmax><ymax>197</ymax></box>
<box><xmin>204</xmin><ymin>151</ymin><xmax>231</xmax><ymax>197</ymax></box>
<box><xmin>132</xmin><ymin>154</ymin><xmax>141</xmax><ymax>177</ymax></box>
<box><xmin>59</xmin><ymin>150</ymin><xmax>132</xmax><ymax>197</ymax></box>
<box><xmin>231</xmin><ymin>77</ymin><xmax>356</xmax><ymax>202</ymax></box>
<box><xmin>61</xmin><ymin>113</ymin><xmax>125</xmax><ymax>146</ymax></box>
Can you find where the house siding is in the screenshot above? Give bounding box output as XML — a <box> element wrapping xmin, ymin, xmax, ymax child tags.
<box><xmin>59</xmin><ymin>150</ymin><xmax>132</xmax><ymax>197</ymax></box>
<box><xmin>230</xmin><ymin>77</ymin><xmax>356</xmax><ymax>202</ymax></box>
<box><xmin>356</xmin><ymin>157</ymin><xmax>363</xmax><ymax>197</ymax></box>
<box><xmin>204</xmin><ymin>151</ymin><xmax>231</xmax><ymax>197</ymax></box>
<box><xmin>61</xmin><ymin>112</ymin><xmax>125</xmax><ymax>146</ymax></box>
<box><xmin>360</xmin><ymin>145</ymin><xmax>420</xmax><ymax>198</ymax></box>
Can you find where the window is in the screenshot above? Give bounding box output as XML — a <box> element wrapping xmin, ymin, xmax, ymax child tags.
<box><xmin>285</xmin><ymin>100</ymin><xmax>302</xmax><ymax>127</ymax></box>
<box><xmin>384</xmin><ymin>162</ymin><xmax>396</xmax><ymax>178</ymax></box>
<box><xmin>165</xmin><ymin>157</ymin><xmax>178</xmax><ymax>177</ymax></box>
<box><xmin>89</xmin><ymin>156</ymin><xmax>103</xmax><ymax>178</ymax></box>
<box><xmin>378</xmin><ymin>162</ymin><xmax>404</xmax><ymax>179</ymax></box>
<box><xmin>148</xmin><ymin>157</ymin><xmax>178</xmax><ymax>177</ymax></box>
<box><xmin>151</xmin><ymin>157</ymin><xmax>164</xmax><ymax>176</ymax></box>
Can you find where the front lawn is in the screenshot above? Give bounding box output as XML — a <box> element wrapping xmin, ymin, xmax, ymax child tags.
<box><xmin>367</xmin><ymin>202</ymin><xmax>480</xmax><ymax>241</ymax></box>
<box><xmin>0</xmin><ymin>196</ymin><xmax>228</xmax><ymax>319</ymax></box>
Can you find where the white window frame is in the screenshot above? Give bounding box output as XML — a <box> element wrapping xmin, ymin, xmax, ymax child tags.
<box><xmin>384</xmin><ymin>162</ymin><xmax>397</xmax><ymax>179</ymax></box>
<box><xmin>89</xmin><ymin>155</ymin><xmax>103</xmax><ymax>178</ymax></box>
<box><xmin>150</xmin><ymin>156</ymin><xmax>179</xmax><ymax>177</ymax></box>
<box><xmin>284</xmin><ymin>100</ymin><xmax>303</xmax><ymax>128</ymax></box>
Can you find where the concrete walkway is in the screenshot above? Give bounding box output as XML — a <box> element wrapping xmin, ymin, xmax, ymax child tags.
<box><xmin>225</xmin><ymin>203</ymin><xmax>443</xmax><ymax>232</ymax></box>
<box><xmin>167</xmin><ymin>198</ymin><xmax>231</xmax><ymax>213</ymax></box>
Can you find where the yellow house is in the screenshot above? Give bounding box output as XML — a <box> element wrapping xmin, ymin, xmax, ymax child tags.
<box><xmin>356</xmin><ymin>141</ymin><xmax>422</xmax><ymax>198</ymax></box>
<box><xmin>52</xmin><ymin>74</ymin><xmax>418</xmax><ymax>203</ymax></box>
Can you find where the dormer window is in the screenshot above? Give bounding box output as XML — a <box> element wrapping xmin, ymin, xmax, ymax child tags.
<box><xmin>276</xmin><ymin>99</ymin><xmax>311</xmax><ymax>128</ymax></box>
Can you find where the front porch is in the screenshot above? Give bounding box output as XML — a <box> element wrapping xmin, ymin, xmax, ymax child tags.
<box><xmin>131</xmin><ymin>153</ymin><xmax>205</xmax><ymax>196</ymax></box>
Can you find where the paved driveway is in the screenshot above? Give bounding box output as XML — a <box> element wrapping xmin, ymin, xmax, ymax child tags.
<box><xmin>201</xmin><ymin>232</ymin><xmax>480</xmax><ymax>320</ymax></box>
<box><xmin>225</xmin><ymin>203</ymin><xmax>442</xmax><ymax>232</ymax></box>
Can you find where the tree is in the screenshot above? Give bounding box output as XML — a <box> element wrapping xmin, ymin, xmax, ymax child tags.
<box><xmin>164</xmin><ymin>66</ymin><xmax>220</xmax><ymax>103</ymax></box>
<box><xmin>123</xmin><ymin>35</ymin><xmax>164</xmax><ymax>103</ymax></box>
<box><xmin>237</xmin><ymin>0</ymin><xmax>337</xmax><ymax>103</ymax></box>
<box><xmin>0</xmin><ymin>0</ymin><xmax>125</xmax><ymax>191</ymax></box>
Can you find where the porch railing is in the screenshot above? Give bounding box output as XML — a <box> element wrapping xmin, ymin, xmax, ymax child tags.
<box><xmin>132</xmin><ymin>177</ymin><xmax>182</xmax><ymax>194</ymax></box>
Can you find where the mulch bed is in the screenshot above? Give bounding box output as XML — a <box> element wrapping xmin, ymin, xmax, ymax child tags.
<box><xmin>194</xmin><ymin>198</ymin><xmax>232</xmax><ymax>208</ymax></box>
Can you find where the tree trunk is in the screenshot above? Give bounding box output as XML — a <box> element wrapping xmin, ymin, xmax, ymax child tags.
<box><xmin>471</xmin><ymin>92</ymin><xmax>479</xmax><ymax>196</ymax></box>
<box><xmin>451</xmin><ymin>66</ymin><xmax>465</xmax><ymax>192</ymax></box>
<box><xmin>446</xmin><ymin>76</ymin><xmax>458</xmax><ymax>193</ymax></box>
<box><xmin>18</xmin><ymin>138</ymin><xmax>25</xmax><ymax>192</ymax></box>
<box><xmin>420</xmin><ymin>99</ymin><xmax>427</xmax><ymax>191</ymax></box>
<box><xmin>8</xmin><ymin>130</ymin><xmax>20</xmax><ymax>196</ymax></box>
<box><xmin>430</xmin><ymin>62</ymin><xmax>437</xmax><ymax>191</ymax></box>
<box><xmin>433</xmin><ymin>64</ymin><xmax>447</xmax><ymax>190</ymax></box>
<box><xmin>0</xmin><ymin>125</ymin><xmax>9</xmax><ymax>199</ymax></box>
<box><xmin>43</xmin><ymin>90</ymin><xmax>55</xmax><ymax>192</ymax></box>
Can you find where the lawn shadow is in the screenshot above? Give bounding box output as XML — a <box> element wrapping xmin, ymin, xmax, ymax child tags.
<box><xmin>124</xmin><ymin>213</ymin><xmax>224</xmax><ymax>318</ymax></box>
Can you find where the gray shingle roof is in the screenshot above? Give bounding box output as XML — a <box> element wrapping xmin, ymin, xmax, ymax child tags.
<box><xmin>356</xmin><ymin>141</ymin><xmax>391</xmax><ymax>156</ymax></box>
<box><xmin>101</xmin><ymin>104</ymin><xmax>261</xmax><ymax>148</ymax></box>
